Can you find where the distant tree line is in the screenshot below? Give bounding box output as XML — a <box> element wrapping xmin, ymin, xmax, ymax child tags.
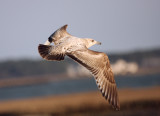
<box><xmin>0</xmin><ymin>59</ymin><xmax>68</xmax><ymax>78</ymax></box>
<box><xmin>0</xmin><ymin>48</ymin><xmax>160</xmax><ymax>78</ymax></box>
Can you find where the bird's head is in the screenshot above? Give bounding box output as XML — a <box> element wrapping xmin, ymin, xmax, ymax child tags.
<box><xmin>85</xmin><ymin>38</ymin><xmax>101</xmax><ymax>48</ymax></box>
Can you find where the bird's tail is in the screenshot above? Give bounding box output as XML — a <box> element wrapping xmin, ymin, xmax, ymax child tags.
<box><xmin>38</xmin><ymin>44</ymin><xmax>65</xmax><ymax>61</ymax></box>
<box><xmin>38</xmin><ymin>44</ymin><xmax>51</xmax><ymax>60</ymax></box>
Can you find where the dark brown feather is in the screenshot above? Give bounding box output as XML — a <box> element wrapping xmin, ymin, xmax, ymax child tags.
<box><xmin>38</xmin><ymin>44</ymin><xmax>65</xmax><ymax>61</ymax></box>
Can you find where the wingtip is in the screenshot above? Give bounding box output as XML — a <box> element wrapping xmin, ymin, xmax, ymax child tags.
<box><xmin>115</xmin><ymin>104</ymin><xmax>120</xmax><ymax>111</ymax></box>
<box><xmin>62</xmin><ymin>24</ymin><xmax>68</xmax><ymax>30</ymax></box>
<box><xmin>111</xmin><ymin>102</ymin><xmax>120</xmax><ymax>111</ymax></box>
<box><xmin>64</xmin><ymin>24</ymin><xmax>68</xmax><ymax>27</ymax></box>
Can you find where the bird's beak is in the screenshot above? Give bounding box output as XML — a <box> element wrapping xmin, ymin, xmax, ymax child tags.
<box><xmin>96</xmin><ymin>41</ymin><xmax>101</xmax><ymax>45</ymax></box>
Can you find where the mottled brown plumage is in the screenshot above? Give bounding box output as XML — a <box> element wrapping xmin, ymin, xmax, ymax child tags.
<box><xmin>38</xmin><ymin>25</ymin><xmax>120</xmax><ymax>110</ymax></box>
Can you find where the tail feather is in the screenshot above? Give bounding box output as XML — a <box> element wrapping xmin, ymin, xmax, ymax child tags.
<box><xmin>38</xmin><ymin>44</ymin><xmax>51</xmax><ymax>59</ymax></box>
<box><xmin>38</xmin><ymin>44</ymin><xmax>65</xmax><ymax>61</ymax></box>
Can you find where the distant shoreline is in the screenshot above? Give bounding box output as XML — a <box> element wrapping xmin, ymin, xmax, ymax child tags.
<box><xmin>0</xmin><ymin>73</ymin><xmax>159</xmax><ymax>89</ymax></box>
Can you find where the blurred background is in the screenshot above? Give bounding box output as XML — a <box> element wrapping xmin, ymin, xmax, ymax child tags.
<box><xmin>0</xmin><ymin>0</ymin><xmax>160</xmax><ymax>116</ymax></box>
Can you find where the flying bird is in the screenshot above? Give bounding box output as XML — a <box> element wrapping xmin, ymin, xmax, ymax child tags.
<box><xmin>38</xmin><ymin>25</ymin><xmax>120</xmax><ymax>110</ymax></box>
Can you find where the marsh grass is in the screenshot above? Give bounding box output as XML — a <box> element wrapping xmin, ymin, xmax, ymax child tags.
<box><xmin>0</xmin><ymin>87</ymin><xmax>160</xmax><ymax>116</ymax></box>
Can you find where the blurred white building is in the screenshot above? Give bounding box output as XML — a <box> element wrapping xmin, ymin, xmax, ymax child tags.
<box><xmin>67</xmin><ymin>59</ymin><xmax>139</xmax><ymax>78</ymax></box>
<box><xmin>111</xmin><ymin>59</ymin><xmax>139</xmax><ymax>75</ymax></box>
<box><xmin>66</xmin><ymin>64</ymin><xmax>91</xmax><ymax>78</ymax></box>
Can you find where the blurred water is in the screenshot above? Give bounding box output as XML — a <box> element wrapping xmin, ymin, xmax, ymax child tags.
<box><xmin>0</xmin><ymin>74</ymin><xmax>160</xmax><ymax>101</ymax></box>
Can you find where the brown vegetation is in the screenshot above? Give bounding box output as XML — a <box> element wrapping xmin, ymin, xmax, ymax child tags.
<box><xmin>0</xmin><ymin>86</ymin><xmax>160</xmax><ymax>116</ymax></box>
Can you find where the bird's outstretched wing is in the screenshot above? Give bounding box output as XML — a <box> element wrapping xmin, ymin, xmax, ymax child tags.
<box><xmin>67</xmin><ymin>48</ymin><xmax>120</xmax><ymax>110</ymax></box>
<box><xmin>38</xmin><ymin>44</ymin><xmax>65</xmax><ymax>61</ymax></box>
<box><xmin>49</xmin><ymin>25</ymin><xmax>71</xmax><ymax>45</ymax></box>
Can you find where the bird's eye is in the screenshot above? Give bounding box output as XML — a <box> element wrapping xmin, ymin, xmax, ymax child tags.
<box><xmin>92</xmin><ymin>40</ymin><xmax>94</xmax><ymax>42</ymax></box>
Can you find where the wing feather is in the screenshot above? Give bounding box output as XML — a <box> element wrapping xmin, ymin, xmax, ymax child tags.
<box><xmin>67</xmin><ymin>48</ymin><xmax>120</xmax><ymax>110</ymax></box>
<box><xmin>49</xmin><ymin>25</ymin><xmax>71</xmax><ymax>45</ymax></box>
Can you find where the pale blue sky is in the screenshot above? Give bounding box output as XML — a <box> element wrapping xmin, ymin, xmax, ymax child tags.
<box><xmin>0</xmin><ymin>0</ymin><xmax>160</xmax><ymax>60</ymax></box>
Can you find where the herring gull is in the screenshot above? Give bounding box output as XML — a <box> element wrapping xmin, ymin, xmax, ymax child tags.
<box><xmin>38</xmin><ymin>25</ymin><xmax>120</xmax><ymax>110</ymax></box>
